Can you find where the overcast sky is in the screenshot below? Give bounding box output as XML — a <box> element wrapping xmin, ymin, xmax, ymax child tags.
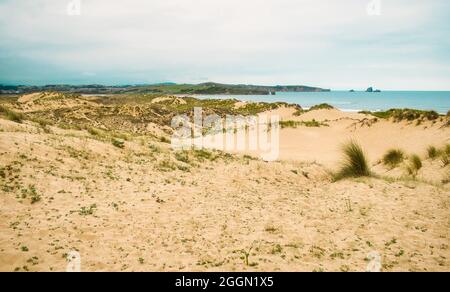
<box><xmin>0</xmin><ymin>0</ymin><xmax>449</xmax><ymax>90</ymax></box>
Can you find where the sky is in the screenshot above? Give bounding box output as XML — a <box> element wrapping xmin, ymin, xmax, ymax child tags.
<box><xmin>0</xmin><ymin>0</ymin><xmax>449</xmax><ymax>90</ymax></box>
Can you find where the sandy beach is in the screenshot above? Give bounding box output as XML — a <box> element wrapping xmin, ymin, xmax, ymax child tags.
<box><xmin>0</xmin><ymin>93</ymin><xmax>449</xmax><ymax>272</ymax></box>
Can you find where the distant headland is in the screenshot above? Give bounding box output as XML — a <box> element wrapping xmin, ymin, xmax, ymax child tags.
<box><xmin>0</xmin><ymin>82</ymin><xmax>330</xmax><ymax>95</ymax></box>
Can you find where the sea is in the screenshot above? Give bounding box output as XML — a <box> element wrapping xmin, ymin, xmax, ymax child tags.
<box><xmin>195</xmin><ymin>91</ymin><xmax>450</xmax><ymax>114</ymax></box>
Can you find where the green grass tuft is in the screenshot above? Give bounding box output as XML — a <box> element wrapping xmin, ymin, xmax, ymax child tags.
<box><xmin>382</xmin><ymin>149</ymin><xmax>405</xmax><ymax>168</ymax></box>
<box><xmin>308</xmin><ymin>103</ymin><xmax>335</xmax><ymax>111</ymax></box>
<box><xmin>175</xmin><ymin>151</ymin><xmax>190</xmax><ymax>163</ymax></box>
<box><xmin>192</xmin><ymin>149</ymin><xmax>214</xmax><ymax>161</ymax></box>
<box><xmin>445</xmin><ymin>144</ymin><xmax>450</xmax><ymax>156</ymax></box>
<box><xmin>0</xmin><ymin>105</ymin><xmax>24</xmax><ymax>123</ymax></box>
<box><xmin>427</xmin><ymin>146</ymin><xmax>439</xmax><ymax>159</ymax></box>
<box><xmin>363</xmin><ymin>108</ymin><xmax>440</xmax><ymax>122</ymax></box>
<box><xmin>334</xmin><ymin>141</ymin><xmax>371</xmax><ymax>180</ymax></box>
<box><xmin>440</xmin><ymin>144</ymin><xmax>450</xmax><ymax>167</ymax></box>
<box><xmin>441</xmin><ymin>155</ymin><xmax>449</xmax><ymax>167</ymax></box>
<box><xmin>280</xmin><ymin>119</ymin><xmax>328</xmax><ymax>129</ymax></box>
<box><xmin>112</xmin><ymin>138</ymin><xmax>125</xmax><ymax>149</ymax></box>
<box><xmin>407</xmin><ymin>154</ymin><xmax>422</xmax><ymax>177</ymax></box>
<box><xmin>160</xmin><ymin>136</ymin><xmax>171</xmax><ymax>144</ymax></box>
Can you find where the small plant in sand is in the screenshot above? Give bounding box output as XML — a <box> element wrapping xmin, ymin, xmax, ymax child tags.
<box><xmin>445</xmin><ymin>144</ymin><xmax>450</xmax><ymax>155</ymax></box>
<box><xmin>175</xmin><ymin>151</ymin><xmax>190</xmax><ymax>164</ymax></box>
<box><xmin>442</xmin><ymin>155</ymin><xmax>450</xmax><ymax>167</ymax></box>
<box><xmin>148</xmin><ymin>144</ymin><xmax>161</xmax><ymax>153</ymax></box>
<box><xmin>160</xmin><ymin>136</ymin><xmax>170</xmax><ymax>144</ymax></box>
<box><xmin>78</xmin><ymin>204</ymin><xmax>97</xmax><ymax>216</ymax></box>
<box><xmin>382</xmin><ymin>149</ymin><xmax>405</xmax><ymax>168</ymax></box>
<box><xmin>193</xmin><ymin>149</ymin><xmax>214</xmax><ymax>161</ymax></box>
<box><xmin>112</xmin><ymin>138</ymin><xmax>125</xmax><ymax>149</ymax></box>
<box><xmin>407</xmin><ymin>154</ymin><xmax>422</xmax><ymax>178</ymax></box>
<box><xmin>87</xmin><ymin>127</ymin><xmax>103</xmax><ymax>137</ymax></box>
<box><xmin>21</xmin><ymin>185</ymin><xmax>41</xmax><ymax>204</ymax></box>
<box><xmin>31</xmin><ymin>117</ymin><xmax>51</xmax><ymax>128</ymax></box>
<box><xmin>334</xmin><ymin>141</ymin><xmax>371</xmax><ymax>180</ymax></box>
<box><xmin>440</xmin><ymin>144</ymin><xmax>450</xmax><ymax>167</ymax></box>
<box><xmin>29</xmin><ymin>186</ymin><xmax>41</xmax><ymax>204</ymax></box>
<box><xmin>345</xmin><ymin>198</ymin><xmax>353</xmax><ymax>212</ymax></box>
<box><xmin>0</xmin><ymin>105</ymin><xmax>24</xmax><ymax>123</ymax></box>
<box><xmin>112</xmin><ymin>131</ymin><xmax>131</xmax><ymax>141</ymax></box>
<box><xmin>427</xmin><ymin>146</ymin><xmax>439</xmax><ymax>159</ymax></box>
<box><xmin>241</xmin><ymin>245</ymin><xmax>256</xmax><ymax>267</ymax></box>
<box><xmin>156</xmin><ymin>159</ymin><xmax>177</xmax><ymax>172</ymax></box>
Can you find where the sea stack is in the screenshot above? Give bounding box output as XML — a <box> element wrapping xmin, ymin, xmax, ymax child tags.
<box><xmin>366</xmin><ymin>87</ymin><xmax>381</xmax><ymax>93</ymax></box>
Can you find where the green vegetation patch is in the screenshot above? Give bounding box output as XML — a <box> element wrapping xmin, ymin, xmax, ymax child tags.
<box><xmin>334</xmin><ymin>141</ymin><xmax>371</xmax><ymax>180</ymax></box>
<box><xmin>308</xmin><ymin>103</ymin><xmax>335</xmax><ymax>111</ymax></box>
<box><xmin>407</xmin><ymin>155</ymin><xmax>422</xmax><ymax>178</ymax></box>
<box><xmin>361</xmin><ymin>108</ymin><xmax>440</xmax><ymax>122</ymax></box>
<box><xmin>0</xmin><ymin>105</ymin><xmax>25</xmax><ymax>123</ymax></box>
<box><xmin>294</xmin><ymin>103</ymin><xmax>334</xmax><ymax>116</ymax></box>
<box><xmin>78</xmin><ymin>204</ymin><xmax>97</xmax><ymax>216</ymax></box>
<box><xmin>280</xmin><ymin>119</ymin><xmax>328</xmax><ymax>128</ymax></box>
<box><xmin>382</xmin><ymin>149</ymin><xmax>405</xmax><ymax>168</ymax></box>
<box><xmin>427</xmin><ymin>146</ymin><xmax>440</xmax><ymax>159</ymax></box>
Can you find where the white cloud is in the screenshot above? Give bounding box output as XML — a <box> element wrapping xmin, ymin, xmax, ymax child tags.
<box><xmin>0</xmin><ymin>0</ymin><xmax>449</xmax><ymax>89</ymax></box>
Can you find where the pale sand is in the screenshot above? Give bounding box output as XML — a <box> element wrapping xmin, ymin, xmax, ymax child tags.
<box><xmin>1</xmin><ymin>107</ymin><xmax>449</xmax><ymax>272</ymax></box>
<box><xmin>260</xmin><ymin>108</ymin><xmax>449</xmax><ymax>173</ymax></box>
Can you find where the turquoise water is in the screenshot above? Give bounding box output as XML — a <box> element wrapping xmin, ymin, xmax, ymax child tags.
<box><xmin>196</xmin><ymin>91</ymin><xmax>450</xmax><ymax>114</ymax></box>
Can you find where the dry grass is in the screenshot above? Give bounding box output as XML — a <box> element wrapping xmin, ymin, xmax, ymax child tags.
<box><xmin>427</xmin><ymin>146</ymin><xmax>439</xmax><ymax>159</ymax></box>
<box><xmin>0</xmin><ymin>105</ymin><xmax>24</xmax><ymax>123</ymax></box>
<box><xmin>334</xmin><ymin>141</ymin><xmax>371</xmax><ymax>180</ymax></box>
<box><xmin>382</xmin><ymin>149</ymin><xmax>405</xmax><ymax>168</ymax></box>
<box><xmin>407</xmin><ymin>154</ymin><xmax>423</xmax><ymax>177</ymax></box>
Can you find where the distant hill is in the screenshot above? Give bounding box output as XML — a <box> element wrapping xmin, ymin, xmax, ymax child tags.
<box><xmin>0</xmin><ymin>83</ymin><xmax>330</xmax><ymax>95</ymax></box>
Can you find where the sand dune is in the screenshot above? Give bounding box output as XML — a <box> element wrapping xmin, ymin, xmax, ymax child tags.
<box><xmin>0</xmin><ymin>95</ymin><xmax>449</xmax><ymax>272</ymax></box>
<box><xmin>259</xmin><ymin>108</ymin><xmax>449</xmax><ymax>173</ymax></box>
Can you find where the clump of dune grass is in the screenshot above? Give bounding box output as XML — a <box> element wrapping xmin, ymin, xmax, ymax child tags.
<box><xmin>293</xmin><ymin>103</ymin><xmax>334</xmax><ymax>116</ymax></box>
<box><xmin>279</xmin><ymin>119</ymin><xmax>328</xmax><ymax>129</ymax></box>
<box><xmin>87</xmin><ymin>127</ymin><xmax>103</xmax><ymax>137</ymax></box>
<box><xmin>192</xmin><ymin>149</ymin><xmax>214</xmax><ymax>162</ymax></box>
<box><xmin>309</xmin><ymin>103</ymin><xmax>335</xmax><ymax>111</ymax></box>
<box><xmin>149</xmin><ymin>144</ymin><xmax>161</xmax><ymax>153</ymax></box>
<box><xmin>30</xmin><ymin>117</ymin><xmax>51</xmax><ymax>128</ymax></box>
<box><xmin>160</xmin><ymin>136</ymin><xmax>171</xmax><ymax>144</ymax></box>
<box><xmin>441</xmin><ymin>144</ymin><xmax>450</xmax><ymax>158</ymax></box>
<box><xmin>0</xmin><ymin>105</ymin><xmax>24</xmax><ymax>123</ymax></box>
<box><xmin>175</xmin><ymin>151</ymin><xmax>190</xmax><ymax>164</ymax></box>
<box><xmin>407</xmin><ymin>154</ymin><xmax>422</xmax><ymax>178</ymax></box>
<box><xmin>427</xmin><ymin>146</ymin><xmax>439</xmax><ymax>159</ymax></box>
<box><xmin>382</xmin><ymin>149</ymin><xmax>405</xmax><ymax>168</ymax></box>
<box><xmin>334</xmin><ymin>141</ymin><xmax>371</xmax><ymax>180</ymax></box>
<box><xmin>363</xmin><ymin>108</ymin><xmax>440</xmax><ymax>122</ymax></box>
<box><xmin>156</xmin><ymin>159</ymin><xmax>177</xmax><ymax>172</ymax></box>
<box><xmin>440</xmin><ymin>144</ymin><xmax>450</xmax><ymax>167</ymax></box>
<box><xmin>111</xmin><ymin>138</ymin><xmax>125</xmax><ymax>149</ymax></box>
<box><xmin>441</xmin><ymin>155</ymin><xmax>450</xmax><ymax>167</ymax></box>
